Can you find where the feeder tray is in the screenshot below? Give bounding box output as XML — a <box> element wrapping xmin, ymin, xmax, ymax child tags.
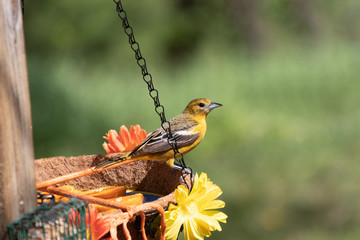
<box><xmin>34</xmin><ymin>154</ymin><xmax>190</xmax><ymax>239</ymax></box>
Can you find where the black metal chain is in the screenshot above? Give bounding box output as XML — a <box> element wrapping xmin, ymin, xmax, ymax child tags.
<box><xmin>112</xmin><ymin>0</ymin><xmax>191</xmax><ymax>175</ymax></box>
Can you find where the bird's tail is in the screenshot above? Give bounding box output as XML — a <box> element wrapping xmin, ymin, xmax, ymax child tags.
<box><xmin>95</xmin><ymin>152</ymin><xmax>131</xmax><ymax>169</ymax></box>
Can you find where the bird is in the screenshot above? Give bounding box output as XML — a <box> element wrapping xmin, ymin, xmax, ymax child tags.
<box><xmin>95</xmin><ymin>98</ymin><xmax>222</xmax><ymax>169</ymax></box>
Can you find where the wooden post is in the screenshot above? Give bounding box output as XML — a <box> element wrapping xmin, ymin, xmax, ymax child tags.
<box><xmin>0</xmin><ymin>0</ymin><xmax>36</xmax><ymax>238</ymax></box>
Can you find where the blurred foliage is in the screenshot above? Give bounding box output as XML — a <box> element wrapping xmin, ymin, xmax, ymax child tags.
<box><xmin>24</xmin><ymin>0</ymin><xmax>360</xmax><ymax>239</ymax></box>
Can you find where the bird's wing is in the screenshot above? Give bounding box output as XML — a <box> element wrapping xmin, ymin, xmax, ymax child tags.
<box><xmin>128</xmin><ymin>129</ymin><xmax>162</xmax><ymax>155</ymax></box>
<box><xmin>129</xmin><ymin>128</ymin><xmax>200</xmax><ymax>157</ymax></box>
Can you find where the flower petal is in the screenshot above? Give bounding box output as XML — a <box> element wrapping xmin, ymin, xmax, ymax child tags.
<box><xmin>195</xmin><ymin>213</ymin><xmax>222</xmax><ymax>232</ymax></box>
<box><xmin>197</xmin><ymin>185</ymin><xmax>223</xmax><ymax>207</ymax></box>
<box><xmin>119</xmin><ymin>125</ymin><xmax>130</xmax><ymax>148</ymax></box>
<box><xmin>129</xmin><ymin>125</ymin><xmax>138</xmax><ymax>148</ymax></box>
<box><xmin>139</xmin><ymin>129</ymin><xmax>147</xmax><ymax>139</ymax></box>
<box><xmin>165</xmin><ymin>214</ymin><xmax>183</xmax><ymax>240</ymax></box>
<box><xmin>198</xmin><ymin>200</ymin><xmax>225</xmax><ymax>211</ymax></box>
<box><xmin>105</xmin><ymin>130</ymin><xmax>125</xmax><ymax>152</ymax></box>
<box><xmin>202</xmin><ymin>210</ymin><xmax>228</xmax><ymax>224</ymax></box>
<box><xmin>190</xmin><ymin>173</ymin><xmax>201</xmax><ymax>193</ymax></box>
<box><xmin>184</xmin><ymin>218</ymin><xmax>204</xmax><ymax>240</ymax></box>
<box><xmin>92</xmin><ymin>215</ymin><xmax>113</xmax><ymax>240</ymax></box>
<box><xmin>190</xmin><ymin>215</ymin><xmax>212</xmax><ymax>237</ymax></box>
<box><xmin>175</xmin><ymin>185</ymin><xmax>189</xmax><ymax>205</ymax></box>
<box><xmin>102</xmin><ymin>142</ymin><xmax>111</xmax><ymax>154</ymax></box>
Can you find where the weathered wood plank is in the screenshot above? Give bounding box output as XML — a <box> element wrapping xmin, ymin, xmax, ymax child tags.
<box><xmin>0</xmin><ymin>0</ymin><xmax>36</xmax><ymax>238</ymax></box>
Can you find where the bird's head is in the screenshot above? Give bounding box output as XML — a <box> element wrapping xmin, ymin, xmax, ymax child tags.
<box><xmin>184</xmin><ymin>98</ymin><xmax>222</xmax><ymax>117</ymax></box>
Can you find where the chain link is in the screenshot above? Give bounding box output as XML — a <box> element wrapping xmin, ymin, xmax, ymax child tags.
<box><xmin>112</xmin><ymin>0</ymin><xmax>189</xmax><ymax>170</ymax></box>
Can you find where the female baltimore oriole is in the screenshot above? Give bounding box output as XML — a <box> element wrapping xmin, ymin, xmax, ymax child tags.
<box><xmin>96</xmin><ymin>98</ymin><xmax>222</xmax><ymax>169</ymax></box>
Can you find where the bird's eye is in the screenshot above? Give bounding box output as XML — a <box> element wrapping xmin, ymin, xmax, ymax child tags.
<box><xmin>198</xmin><ymin>103</ymin><xmax>205</xmax><ymax>108</ymax></box>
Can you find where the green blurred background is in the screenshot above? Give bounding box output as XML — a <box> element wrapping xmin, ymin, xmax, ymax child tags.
<box><xmin>24</xmin><ymin>0</ymin><xmax>360</xmax><ymax>239</ymax></box>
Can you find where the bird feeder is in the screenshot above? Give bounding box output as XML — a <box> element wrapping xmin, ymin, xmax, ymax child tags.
<box><xmin>33</xmin><ymin>154</ymin><xmax>191</xmax><ymax>239</ymax></box>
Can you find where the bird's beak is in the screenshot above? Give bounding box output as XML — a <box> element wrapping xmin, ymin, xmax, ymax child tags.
<box><xmin>208</xmin><ymin>101</ymin><xmax>223</xmax><ymax>110</ymax></box>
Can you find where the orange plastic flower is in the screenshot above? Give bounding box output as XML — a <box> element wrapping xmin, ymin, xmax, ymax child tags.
<box><xmin>87</xmin><ymin>204</ymin><xmax>113</xmax><ymax>240</ymax></box>
<box><xmin>103</xmin><ymin>125</ymin><xmax>147</xmax><ymax>154</ymax></box>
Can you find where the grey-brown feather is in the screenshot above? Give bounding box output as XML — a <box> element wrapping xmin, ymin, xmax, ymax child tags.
<box><xmin>129</xmin><ymin>114</ymin><xmax>199</xmax><ymax>157</ymax></box>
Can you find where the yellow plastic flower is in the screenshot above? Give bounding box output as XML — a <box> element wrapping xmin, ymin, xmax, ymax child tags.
<box><xmin>165</xmin><ymin>172</ymin><xmax>227</xmax><ymax>240</ymax></box>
